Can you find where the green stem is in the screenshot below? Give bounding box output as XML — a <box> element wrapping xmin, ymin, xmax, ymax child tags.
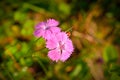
<box><xmin>37</xmin><ymin>60</ymin><xmax>48</xmax><ymax>75</ymax></box>
<box><xmin>23</xmin><ymin>3</ymin><xmax>45</xmax><ymax>13</ymax></box>
<box><xmin>1</xmin><ymin>64</ymin><xmax>15</xmax><ymax>80</ymax></box>
<box><xmin>66</xmin><ymin>27</ymin><xmax>73</xmax><ymax>32</ymax></box>
<box><xmin>24</xmin><ymin>38</ymin><xmax>40</xmax><ymax>58</ymax></box>
<box><xmin>35</xmin><ymin>56</ymin><xmax>48</xmax><ymax>79</ymax></box>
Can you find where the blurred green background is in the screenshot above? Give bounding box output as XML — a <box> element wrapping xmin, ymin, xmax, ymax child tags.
<box><xmin>0</xmin><ymin>0</ymin><xmax>120</xmax><ymax>80</ymax></box>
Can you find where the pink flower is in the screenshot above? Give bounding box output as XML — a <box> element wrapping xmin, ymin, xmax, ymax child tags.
<box><xmin>46</xmin><ymin>32</ymin><xmax>74</xmax><ymax>62</ymax></box>
<box><xmin>34</xmin><ymin>18</ymin><xmax>74</xmax><ymax>62</ymax></box>
<box><xmin>34</xmin><ymin>19</ymin><xmax>61</xmax><ymax>40</ymax></box>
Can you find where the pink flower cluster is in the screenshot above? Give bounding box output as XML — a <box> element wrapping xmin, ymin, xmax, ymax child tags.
<box><xmin>34</xmin><ymin>19</ymin><xmax>74</xmax><ymax>62</ymax></box>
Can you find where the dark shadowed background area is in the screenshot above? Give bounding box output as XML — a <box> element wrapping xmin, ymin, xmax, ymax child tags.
<box><xmin>0</xmin><ymin>0</ymin><xmax>120</xmax><ymax>80</ymax></box>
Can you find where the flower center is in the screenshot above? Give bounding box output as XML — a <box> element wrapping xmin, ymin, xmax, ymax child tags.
<box><xmin>58</xmin><ymin>41</ymin><xmax>65</xmax><ymax>51</ymax></box>
<box><xmin>43</xmin><ymin>24</ymin><xmax>50</xmax><ymax>30</ymax></box>
<box><xmin>42</xmin><ymin>25</ymin><xmax>46</xmax><ymax>30</ymax></box>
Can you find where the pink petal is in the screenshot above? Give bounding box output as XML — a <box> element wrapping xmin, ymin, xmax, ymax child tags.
<box><xmin>56</xmin><ymin>32</ymin><xmax>68</xmax><ymax>42</ymax></box>
<box><xmin>35</xmin><ymin>22</ymin><xmax>46</xmax><ymax>29</ymax></box>
<box><xmin>47</xmin><ymin>19</ymin><xmax>59</xmax><ymax>27</ymax></box>
<box><xmin>50</xmin><ymin>27</ymin><xmax>61</xmax><ymax>34</ymax></box>
<box><xmin>60</xmin><ymin>50</ymin><xmax>71</xmax><ymax>62</ymax></box>
<box><xmin>48</xmin><ymin>49</ymin><xmax>61</xmax><ymax>62</ymax></box>
<box><xmin>64</xmin><ymin>39</ymin><xmax>74</xmax><ymax>53</ymax></box>
<box><xmin>46</xmin><ymin>38</ymin><xmax>58</xmax><ymax>49</ymax></box>
<box><xmin>34</xmin><ymin>29</ymin><xmax>44</xmax><ymax>38</ymax></box>
<box><xmin>43</xmin><ymin>30</ymin><xmax>52</xmax><ymax>40</ymax></box>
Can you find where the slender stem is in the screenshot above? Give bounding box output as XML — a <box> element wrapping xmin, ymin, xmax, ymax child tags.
<box><xmin>65</xmin><ymin>27</ymin><xmax>73</xmax><ymax>32</ymax></box>
<box><xmin>34</xmin><ymin>56</ymin><xmax>48</xmax><ymax>79</ymax></box>
<box><xmin>23</xmin><ymin>3</ymin><xmax>45</xmax><ymax>13</ymax></box>
<box><xmin>37</xmin><ymin>59</ymin><xmax>48</xmax><ymax>75</ymax></box>
<box><xmin>24</xmin><ymin>38</ymin><xmax>40</xmax><ymax>58</ymax></box>
<box><xmin>1</xmin><ymin>64</ymin><xmax>15</xmax><ymax>80</ymax></box>
<box><xmin>24</xmin><ymin>37</ymin><xmax>48</xmax><ymax>78</ymax></box>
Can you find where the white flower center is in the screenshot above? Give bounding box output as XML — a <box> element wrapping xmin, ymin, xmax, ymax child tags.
<box><xmin>42</xmin><ymin>25</ymin><xmax>47</xmax><ymax>30</ymax></box>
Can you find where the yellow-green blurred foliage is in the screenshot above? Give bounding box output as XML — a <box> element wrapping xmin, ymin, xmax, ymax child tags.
<box><xmin>0</xmin><ymin>0</ymin><xmax>120</xmax><ymax>80</ymax></box>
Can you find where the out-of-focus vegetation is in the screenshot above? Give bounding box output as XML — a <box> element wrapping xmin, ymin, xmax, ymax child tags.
<box><xmin>0</xmin><ymin>0</ymin><xmax>120</xmax><ymax>80</ymax></box>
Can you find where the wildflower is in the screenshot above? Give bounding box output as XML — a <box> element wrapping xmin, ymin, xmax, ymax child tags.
<box><xmin>46</xmin><ymin>32</ymin><xmax>74</xmax><ymax>62</ymax></box>
<box><xmin>34</xmin><ymin>19</ymin><xmax>61</xmax><ymax>40</ymax></box>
